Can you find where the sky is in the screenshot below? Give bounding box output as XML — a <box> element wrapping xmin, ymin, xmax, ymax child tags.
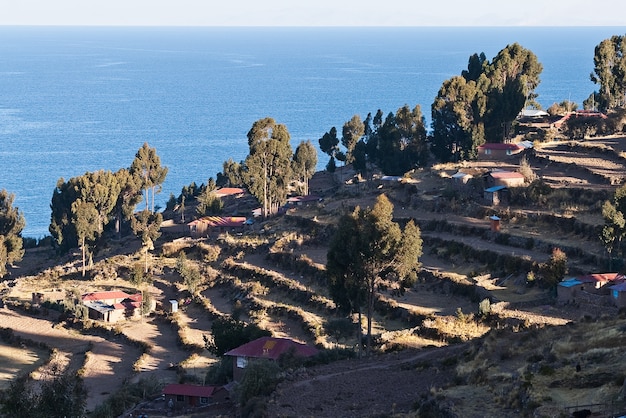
<box><xmin>1</xmin><ymin>0</ymin><xmax>625</xmax><ymax>26</ymax></box>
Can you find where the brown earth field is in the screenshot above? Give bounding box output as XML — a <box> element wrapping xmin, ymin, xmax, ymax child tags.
<box><xmin>2</xmin><ymin>135</ymin><xmax>626</xmax><ymax>417</ymax></box>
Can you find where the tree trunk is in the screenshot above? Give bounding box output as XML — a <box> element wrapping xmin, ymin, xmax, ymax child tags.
<box><xmin>357</xmin><ymin>308</ymin><xmax>363</xmax><ymax>358</ymax></box>
<box><xmin>81</xmin><ymin>237</ymin><xmax>86</xmax><ymax>277</ymax></box>
<box><xmin>366</xmin><ymin>290</ymin><xmax>373</xmax><ymax>356</ymax></box>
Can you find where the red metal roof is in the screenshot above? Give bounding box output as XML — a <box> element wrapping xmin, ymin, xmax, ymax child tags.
<box><xmin>82</xmin><ymin>291</ymin><xmax>130</xmax><ymax>302</ymax></box>
<box><xmin>478</xmin><ymin>143</ymin><xmax>523</xmax><ymax>150</ymax></box>
<box><xmin>162</xmin><ymin>384</ymin><xmax>218</xmax><ymax>397</ymax></box>
<box><xmin>224</xmin><ymin>336</ymin><xmax>318</xmax><ymax>360</ymax></box>
<box><xmin>213</xmin><ymin>187</ymin><xmax>245</xmax><ymax>197</ymax></box>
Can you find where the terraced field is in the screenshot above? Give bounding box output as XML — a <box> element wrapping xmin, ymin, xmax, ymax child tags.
<box><xmin>2</xmin><ymin>137</ymin><xmax>626</xmax><ymax>416</ymax></box>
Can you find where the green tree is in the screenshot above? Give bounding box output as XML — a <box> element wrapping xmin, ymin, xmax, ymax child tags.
<box><xmin>72</xmin><ymin>199</ymin><xmax>99</xmax><ymax>277</ymax></box>
<box><xmin>376</xmin><ymin>105</ymin><xmax>428</xmax><ymax>175</ymax></box>
<box><xmin>218</xmin><ymin>158</ymin><xmax>245</xmax><ymax>188</ymax></box>
<box><xmin>540</xmin><ymin>247</ymin><xmax>568</xmax><ymax>289</ymax></box>
<box><xmin>131</xmin><ymin>209</ymin><xmax>162</xmax><ymax>273</ymax></box>
<box><xmin>113</xmin><ymin>168</ymin><xmax>142</xmax><ymax>240</ymax></box>
<box><xmin>244</xmin><ymin>118</ymin><xmax>293</xmax><ymax>217</ymax></box>
<box><xmin>431</xmin><ymin>76</ymin><xmax>485</xmax><ymax>162</ymax></box>
<box><xmin>49</xmin><ymin>176</ymin><xmax>81</xmax><ymax>253</ymax></box>
<box><xmin>590</xmin><ymin>35</ymin><xmax>626</xmax><ymax>111</ymax></box>
<box><xmin>292</xmin><ymin>140</ymin><xmax>318</xmax><ymax>195</ymax></box>
<box><xmin>341</xmin><ymin>115</ymin><xmax>365</xmax><ymax>165</ymax></box>
<box><xmin>176</xmin><ymin>252</ymin><xmax>202</xmax><ymax>295</ymax></box>
<box><xmin>130</xmin><ymin>142</ymin><xmax>168</xmax><ymax>213</ymax></box>
<box><xmin>236</xmin><ymin>360</ymin><xmax>281</xmax><ymax>407</ymax></box>
<box><xmin>196</xmin><ymin>181</ymin><xmax>223</xmax><ymax>217</ymax></box>
<box><xmin>0</xmin><ymin>190</ymin><xmax>25</xmax><ymax>278</ymax></box>
<box><xmin>318</xmin><ymin>126</ymin><xmax>340</xmax><ymax>162</ymax></box>
<box><xmin>326</xmin><ymin>194</ymin><xmax>422</xmax><ymax>354</ymax></box>
<box><xmin>482</xmin><ymin>43</ymin><xmax>543</xmax><ymax>140</ymax></box>
<box><xmin>431</xmin><ymin>43</ymin><xmax>542</xmax><ymax>161</ymax></box>
<box><xmin>203</xmin><ymin>317</ymin><xmax>271</xmax><ymax>356</ymax></box>
<box><xmin>601</xmin><ymin>200</ymin><xmax>624</xmax><ymax>269</ymax></box>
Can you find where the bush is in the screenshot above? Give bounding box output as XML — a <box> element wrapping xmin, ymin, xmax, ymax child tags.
<box><xmin>235</xmin><ymin>360</ymin><xmax>282</xmax><ymax>406</ymax></box>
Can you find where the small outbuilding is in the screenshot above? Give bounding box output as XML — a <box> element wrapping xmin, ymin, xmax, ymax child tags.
<box><xmin>484</xmin><ymin>185</ymin><xmax>508</xmax><ymax>206</ymax></box>
<box><xmin>162</xmin><ymin>384</ymin><xmax>229</xmax><ymax>410</ymax></box>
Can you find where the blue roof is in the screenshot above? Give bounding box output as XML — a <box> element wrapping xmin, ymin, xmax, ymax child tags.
<box><xmin>485</xmin><ymin>185</ymin><xmax>507</xmax><ymax>193</ymax></box>
<box><xmin>559</xmin><ymin>278</ymin><xmax>582</xmax><ymax>288</ymax></box>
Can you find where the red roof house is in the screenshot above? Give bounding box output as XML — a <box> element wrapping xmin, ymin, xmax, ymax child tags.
<box><xmin>478</xmin><ymin>143</ymin><xmax>524</xmax><ymax>160</ymax></box>
<box><xmin>81</xmin><ymin>291</ymin><xmax>145</xmax><ymax>323</ymax></box>
<box><xmin>224</xmin><ymin>337</ymin><xmax>319</xmax><ymax>381</ymax></box>
<box><xmin>162</xmin><ymin>384</ymin><xmax>229</xmax><ymax>410</ymax></box>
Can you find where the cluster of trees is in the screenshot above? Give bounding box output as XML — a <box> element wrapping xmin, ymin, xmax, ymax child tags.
<box><xmin>49</xmin><ymin>142</ymin><xmax>166</xmax><ymax>275</ymax></box>
<box><xmin>319</xmin><ymin>105</ymin><xmax>428</xmax><ymax>177</ymax></box>
<box><xmin>216</xmin><ymin>117</ymin><xmax>318</xmax><ymax>218</ymax></box>
<box><xmin>0</xmin><ymin>364</ymin><xmax>86</xmax><ymax>418</ymax></box>
<box><xmin>431</xmin><ymin>43</ymin><xmax>542</xmax><ymax>162</ymax></box>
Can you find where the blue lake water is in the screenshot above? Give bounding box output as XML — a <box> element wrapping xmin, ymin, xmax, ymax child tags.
<box><xmin>0</xmin><ymin>26</ymin><xmax>623</xmax><ymax>238</ymax></box>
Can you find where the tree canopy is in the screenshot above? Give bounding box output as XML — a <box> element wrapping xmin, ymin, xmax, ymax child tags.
<box><xmin>244</xmin><ymin>117</ymin><xmax>293</xmax><ymax>217</ymax></box>
<box><xmin>326</xmin><ymin>194</ymin><xmax>422</xmax><ymax>354</ymax></box>
<box><xmin>588</xmin><ymin>35</ymin><xmax>626</xmax><ymax>111</ymax></box>
<box><xmin>130</xmin><ymin>142</ymin><xmax>168</xmax><ymax>214</ymax></box>
<box><xmin>0</xmin><ymin>189</ymin><xmax>25</xmax><ymax>278</ymax></box>
<box><xmin>431</xmin><ymin>43</ymin><xmax>542</xmax><ymax>162</ymax></box>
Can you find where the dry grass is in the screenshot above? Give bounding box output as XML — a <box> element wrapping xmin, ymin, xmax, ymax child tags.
<box><xmin>0</xmin><ymin>340</ymin><xmax>49</xmax><ymax>389</ymax></box>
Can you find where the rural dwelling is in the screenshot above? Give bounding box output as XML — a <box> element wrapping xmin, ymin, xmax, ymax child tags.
<box><xmin>488</xmin><ymin>170</ymin><xmax>526</xmax><ymax>188</ymax></box>
<box><xmin>81</xmin><ymin>291</ymin><xmax>147</xmax><ymax>323</ymax></box>
<box><xmin>285</xmin><ymin>195</ymin><xmax>321</xmax><ymax>208</ymax></box>
<box><xmin>212</xmin><ymin>187</ymin><xmax>246</xmax><ymax>198</ymax></box>
<box><xmin>518</xmin><ymin>109</ymin><xmax>549</xmax><ymax>119</ymax></box>
<box><xmin>32</xmin><ymin>290</ymin><xmax>65</xmax><ymax>305</ymax></box>
<box><xmin>484</xmin><ymin>185</ymin><xmax>508</xmax><ymax>206</ymax></box>
<box><xmin>452</xmin><ymin>171</ymin><xmax>473</xmax><ymax>186</ymax></box>
<box><xmin>557</xmin><ymin>273</ymin><xmax>623</xmax><ymax>305</ymax></box>
<box><xmin>224</xmin><ymin>336</ymin><xmax>319</xmax><ymax>381</ymax></box>
<box><xmin>552</xmin><ymin>110</ymin><xmax>608</xmax><ymax>131</ymax></box>
<box><xmin>609</xmin><ymin>282</ymin><xmax>626</xmax><ymax>309</ymax></box>
<box><xmin>162</xmin><ymin>384</ymin><xmax>229</xmax><ymax>410</ymax></box>
<box><xmin>188</xmin><ymin>216</ymin><xmax>247</xmax><ymax>238</ymax></box>
<box><xmin>477</xmin><ymin>143</ymin><xmax>524</xmax><ymax>160</ymax></box>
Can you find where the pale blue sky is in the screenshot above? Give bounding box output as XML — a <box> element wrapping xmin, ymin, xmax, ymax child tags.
<box><xmin>0</xmin><ymin>0</ymin><xmax>624</xmax><ymax>26</ymax></box>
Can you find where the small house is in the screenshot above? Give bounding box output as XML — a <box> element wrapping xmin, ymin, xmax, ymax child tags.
<box><xmin>477</xmin><ymin>143</ymin><xmax>524</xmax><ymax>160</ymax></box>
<box><xmin>188</xmin><ymin>216</ymin><xmax>247</xmax><ymax>238</ymax></box>
<box><xmin>484</xmin><ymin>185</ymin><xmax>508</xmax><ymax>206</ymax></box>
<box><xmin>81</xmin><ymin>291</ymin><xmax>146</xmax><ymax>323</ymax></box>
<box><xmin>162</xmin><ymin>384</ymin><xmax>229</xmax><ymax>410</ymax></box>
<box><xmin>285</xmin><ymin>195</ymin><xmax>321</xmax><ymax>207</ymax></box>
<box><xmin>452</xmin><ymin>171</ymin><xmax>473</xmax><ymax>186</ymax></box>
<box><xmin>489</xmin><ymin>170</ymin><xmax>526</xmax><ymax>188</ymax></box>
<box><xmin>224</xmin><ymin>336</ymin><xmax>319</xmax><ymax>381</ymax></box>
<box><xmin>557</xmin><ymin>273</ymin><xmax>623</xmax><ymax>304</ymax></box>
<box><xmin>609</xmin><ymin>282</ymin><xmax>626</xmax><ymax>309</ymax></box>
